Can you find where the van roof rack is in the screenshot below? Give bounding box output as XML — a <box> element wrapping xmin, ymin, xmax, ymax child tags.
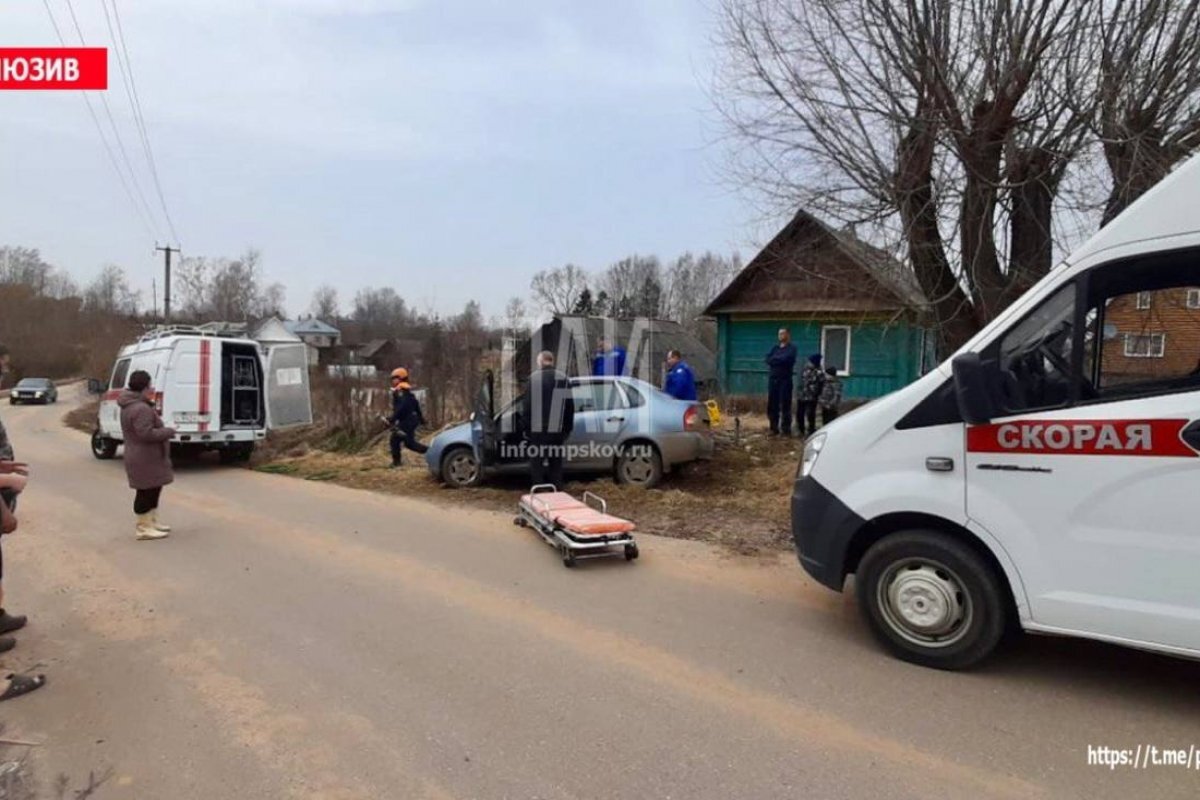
<box><xmin>137</xmin><ymin>325</ymin><xmax>251</xmax><ymax>342</ymax></box>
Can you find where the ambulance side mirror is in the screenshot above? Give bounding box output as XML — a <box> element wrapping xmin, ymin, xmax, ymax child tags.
<box><xmin>951</xmin><ymin>353</ymin><xmax>996</xmax><ymax>425</ymax></box>
<box><xmin>86</xmin><ymin>378</ymin><xmax>105</xmax><ymax>396</ymax></box>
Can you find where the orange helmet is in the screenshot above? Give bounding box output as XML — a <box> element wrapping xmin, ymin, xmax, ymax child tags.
<box><xmin>390</xmin><ymin>367</ymin><xmax>409</xmax><ymax>382</ymax></box>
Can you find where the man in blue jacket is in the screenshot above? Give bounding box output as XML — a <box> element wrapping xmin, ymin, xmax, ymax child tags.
<box><xmin>764</xmin><ymin>329</ymin><xmax>797</xmax><ymax>436</ymax></box>
<box><xmin>663</xmin><ymin>349</ymin><xmax>698</xmax><ymax>401</ymax></box>
<box><xmin>592</xmin><ymin>336</ymin><xmax>626</xmax><ymax>377</ymax></box>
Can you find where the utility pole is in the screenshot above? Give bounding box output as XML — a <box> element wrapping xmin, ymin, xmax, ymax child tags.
<box><xmin>155</xmin><ymin>244</ymin><xmax>181</xmax><ymax>323</ymax></box>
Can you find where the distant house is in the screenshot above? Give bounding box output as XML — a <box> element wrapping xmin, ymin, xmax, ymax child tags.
<box><xmin>1100</xmin><ymin>287</ymin><xmax>1200</xmax><ymax>385</ymax></box>
<box><xmin>704</xmin><ymin>210</ymin><xmax>934</xmax><ymax>400</ymax></box>
<box><xmin>283</xmin><ymin>317</ymin><xmax>341</xmax><ymax>368</ymax></box>
<box><xmin>357</xmin><ymin>338</ymin><xmax>425</xmax><ymax>375</ymax></box>
<box><xmin>517</xmin><ymin>316</ymin><xmax>717</xmax><ymax>390</ymax></box>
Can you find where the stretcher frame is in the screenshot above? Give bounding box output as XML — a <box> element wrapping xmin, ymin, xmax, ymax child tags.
<box><xmin>515</xmin><ymin>484</ymin><xmax>639</xmax><ymax>568</ymax></box>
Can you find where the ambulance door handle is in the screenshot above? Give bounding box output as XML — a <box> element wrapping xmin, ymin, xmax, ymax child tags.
<box><xmin>1181</xmin><ymin>420</ymin><xmax>1200</xmax><ymax>450</ymax></box>
<box><xmin>607</xmin><ymin>416</ymin><xmax>625</xmax><ymax>423</ymax></box>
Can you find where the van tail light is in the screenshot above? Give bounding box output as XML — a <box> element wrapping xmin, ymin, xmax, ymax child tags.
<box><xmin>154</xmin><ymin>391</ymin><xmax>164</xmax><ymax>414</ymax></box>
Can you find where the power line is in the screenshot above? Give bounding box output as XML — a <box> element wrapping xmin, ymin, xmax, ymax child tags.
<box><xmin>105</xmin><ymin>0</ymin><xmax>181</xmax><ymax>244</ymax></box>
<box><xmin>62</xmin><ymin>0</ymin><xmax>163</xmax><ymax>240</ymax></box>
<box><xmin>40</xmin><ymin>0</ymin><xmax>157</xmax><ymax>242</ymax></box>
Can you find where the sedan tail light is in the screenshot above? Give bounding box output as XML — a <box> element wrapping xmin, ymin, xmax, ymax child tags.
<box><xmin>684</xmin><ymin>405</ymin><xmax>705</xmax><ymax>432</ymax></box>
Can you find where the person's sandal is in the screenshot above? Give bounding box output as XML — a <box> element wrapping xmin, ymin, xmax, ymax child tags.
<box><xmin>0</xmin><ymin>673</ymin><xmax>46</xmax><ymax>702</ymax></box>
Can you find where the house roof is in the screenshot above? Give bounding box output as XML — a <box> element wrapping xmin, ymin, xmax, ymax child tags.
<box><xmin>284</xmin><ymin>318</ymin><xmax>341</xmax><ymax>336</ymax></box>
<box><xmin>357</xmin><ymin>339</ymin><xmax>390</xmax><ymax>359</ymax></box>
<box><xmin>703</xmin><ymin>209</ymin><xmax>927</xmax><ymax>317</ymax></box>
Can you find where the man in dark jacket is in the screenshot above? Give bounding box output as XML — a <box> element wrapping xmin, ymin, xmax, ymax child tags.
<box><xmin>764</xmin><ymin>329</ymin><xmax>797</xmax><ymax>435</ymax></box>
<box><xmin>520</xmin><ymin>351</ymin><xmax>575</xmax><ymax>488</ymax></box>
<box><xmin>388</xmin><ymin>367</ymin><xmax>428</xmax><ymax>467</ymax></box>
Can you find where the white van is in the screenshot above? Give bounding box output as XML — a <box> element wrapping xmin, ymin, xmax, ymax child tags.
<box><xmin>793</xmin><ymin>153</ymin><xmax>1200</xmax><ymax>669</ymax></box>
<box><xmin>90</xmin><ymin>327</ymin><xmax>313</xmax><ymax>463</ymax></box>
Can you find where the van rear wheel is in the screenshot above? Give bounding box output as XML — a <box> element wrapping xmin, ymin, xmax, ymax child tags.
<box><xmin>91</xmin><ymin>430</ymin><xmax>118</xmax><ymax>460</ymax></box>
<box><xmin>856</xmin><ymin>531</ymin><xmax>1008</xmax><ymax>670</ymax></box>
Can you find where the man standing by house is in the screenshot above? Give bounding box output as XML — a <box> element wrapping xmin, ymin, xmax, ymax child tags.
<box><xmin>592</xmin><ymin>336</ymin><xmax>626</xmax><ymax>377</ymax></box>
<box><xmin>764</xmin><ymin>329</ymin><xmax>797</xmax><ymax>436</ymax></box>
<box><xmin>662</xmin><ymin>349</ymin><xmax>698</xmax><ymax>401</ymax></box>
<box><xmin>796</xmin><ymin>354</ymin><xmax>826</xmax><ymax>437</ymax></box>
<box><xmin>521</xmin><ymin>351</ymin><xmax>575</xmax><ymax>488</ymax></box>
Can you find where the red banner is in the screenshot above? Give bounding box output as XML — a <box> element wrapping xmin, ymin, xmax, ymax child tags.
<box><xmin>0</xmin><ymin>48</ymin><xmax>107</xmax><ymax>90</ymax></box>
<box><xmin>967</xmin><ymin>419</ymin><xmax>1197</xmax><ymax>458</ymax></box>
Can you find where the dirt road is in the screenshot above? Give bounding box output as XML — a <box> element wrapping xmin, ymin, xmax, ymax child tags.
<box><xmin>1</xmin><ymin>395</ymin><xmax>1197</xmax><ymax>799</ymax></box>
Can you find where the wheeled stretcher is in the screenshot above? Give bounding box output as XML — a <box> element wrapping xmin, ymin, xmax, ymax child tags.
<box><xmin>515</xmin><ymin>485</ymin><xmax>639</xmax><ymax>567</ymax></box>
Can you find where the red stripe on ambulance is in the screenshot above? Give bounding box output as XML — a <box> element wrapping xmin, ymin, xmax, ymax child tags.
<box><xmin>198</xmin><ymin>340</ymin><xmax>211</xmax><ymax>432</ymax></box>
<box><xmin>967</xmin><ymin>419</ymin><xmax>1197</xmax><ymax>457</ymax></box>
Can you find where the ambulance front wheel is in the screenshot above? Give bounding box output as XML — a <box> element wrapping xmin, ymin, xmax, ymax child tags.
<box><xmin>91</xmin><ymin>430</ymin><xmax>118</xmax><ymax>460</ymax></box>
<box><xmin>856</xmin><ymin>530</ymin><xmax>1008</xmax><ymax>671</ymax></box>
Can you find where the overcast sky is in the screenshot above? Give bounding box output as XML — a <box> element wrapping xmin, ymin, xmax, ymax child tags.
<box><xmin>1</xmin><ymin>0</ymin><xmax>769</xmax><ymax>321</ymax></box>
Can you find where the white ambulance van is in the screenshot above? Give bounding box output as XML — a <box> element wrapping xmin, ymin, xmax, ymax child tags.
<box><xmin>89</xmin><ymin>326</ymin><xmax>313</xmax><ymax>463</ymax></box>
<box><xmin>793</xmin><ymin>152</ymin><xmax>1200</xmax><ymax>669</ymax></box>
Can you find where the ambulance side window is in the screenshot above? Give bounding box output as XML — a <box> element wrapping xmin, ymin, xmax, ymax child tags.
<box><xmin>110</xmin><ymin>359</ymin><xmax>132</xmax><ymax>390</ymax></box>
<box><xmin>995</xmin><ymin>284</ymin><xmax>1077</xmax><ymax>413</ymax></box>
<box><xmin>1082</xmin><ymin>250</ymin><xmax>1200</xmax><ymax>402</ymax></box>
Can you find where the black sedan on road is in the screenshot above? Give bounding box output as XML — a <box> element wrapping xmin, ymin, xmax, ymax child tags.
<box><xmin>9</xmin><ymin>378</ymin><xmax>58</xmax><ymax>405</ymax></box>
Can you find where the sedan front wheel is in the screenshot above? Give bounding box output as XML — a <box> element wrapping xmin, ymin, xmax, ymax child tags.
<box><xmin>441</xmin><ymin>447</ymin><xmax>482</xmax><ymax>488</ymax></box>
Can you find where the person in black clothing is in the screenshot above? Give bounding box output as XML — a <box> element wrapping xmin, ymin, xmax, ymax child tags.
<box><xmin>520</xmin><ymin>351</ymin><xmax>575</xmax><ymax>488</ymax></box>
<box><xmin>388</xmin><ymin>367</ymin><xmax>428</xmax><ymax>468</ymax></box>
<box><xmin>764</xmin><ymin>329</ymin><xmax>798</xmax><ymax>436</ymax></box>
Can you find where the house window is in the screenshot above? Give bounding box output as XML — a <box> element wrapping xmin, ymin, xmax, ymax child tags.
<box><xmin>1187</xmin><ymin>288</ymin><xmax>1200</xmax><ymax>309</ymax></box>
<box><xmin>1122</xmin><ymin>333</ymin><xmax>1165</xmax><ymax>358</ymax></box>
<box><xmin>821</xmin><ymin>326</ymin><xmax>852</xmax><ymax>375</ymax></box>
<box><xmin>1136</xmin><ymin>291</ymin><xmax>1152</xmax><ymax>310</ymax></box>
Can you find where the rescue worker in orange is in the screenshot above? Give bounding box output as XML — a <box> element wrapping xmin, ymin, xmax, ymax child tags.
<box><xmin>388</xmin><ymin>368</ymin><xmax>428</xmax><ymax>468</ymax></box>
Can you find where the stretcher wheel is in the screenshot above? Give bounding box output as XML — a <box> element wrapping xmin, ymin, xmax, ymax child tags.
<box><xmin>514</xmin><ymin>516</ymin><xmax>527</xmax><ymax>527</ymax></box>
<box><xmin>624</xmin><ymin>544</ymin><xmax>639</xmax><ymax>561</ymax></box>
<box><xmin>562</xmin><ymin>548</ymin><xmax>577</xmax><ymax>568</ymax></box>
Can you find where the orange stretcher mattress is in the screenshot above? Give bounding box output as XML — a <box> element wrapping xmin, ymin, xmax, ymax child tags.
<box><xmin>520</xmin><ymin>492</ymin><xmax>636</xmax><ymax>536</ymax></box>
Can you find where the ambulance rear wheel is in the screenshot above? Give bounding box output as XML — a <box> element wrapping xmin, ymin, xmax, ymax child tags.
<box><xmin>91</xmin><ymin>431</ymin><xmax>118</xmax><ymax>460</ymax></box>
<box><xmin>856</xmin><ymin>530</ymin><xmax>1008</xmax><ymax>671</ymax></box>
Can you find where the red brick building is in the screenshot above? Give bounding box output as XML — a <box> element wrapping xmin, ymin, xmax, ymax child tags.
<box><xmin>1100</xmin><ymin>286</ymin><xmax>1200</xmax><ymax>385</ymax></box>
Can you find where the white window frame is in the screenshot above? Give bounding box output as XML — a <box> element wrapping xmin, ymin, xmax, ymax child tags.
<box><xmin>820</xmin><ymin>325</ymin><xmax>853</xmax><ymax>376</ymax></box>
<box><xmin>1122</xmin><ymin>332</ymin><xmax>1166</xmax><ymax>358</ymax></box>
<box><xmin>1187</xmin><ymin>288</ymin><xmax>1200</xmax><ymax>309</ymax></box>
<box><xmin>1136</xmin><ymin>291</ymin><xmax>1152</xmax><ymax>310</ymax></box>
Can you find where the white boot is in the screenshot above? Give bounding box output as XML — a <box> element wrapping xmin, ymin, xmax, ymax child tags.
<box><xmin>151</xmin><ymin>510</ymin><xmax>171</xmax><ymax>533</ymax></box>
<box><xmin>136</xmin><ymin>512</ymin><xmax>168</xmax><ymax>541</ymax></box>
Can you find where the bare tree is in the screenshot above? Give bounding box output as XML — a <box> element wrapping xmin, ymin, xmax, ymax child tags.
<box><xmin>503</xmin><ymin>296</ymin><xmax>529</xmax><ymax>337</ymax></box>
<box><xmin>716</xmin><ymin>0</ymin><xmax>1097</xmax><ymax>351</ymax></box>
<box><xmin>530</xmin><ymin>264</ymin><xmax>589</xmax><ymax>315</ymax></box>
<box><xmin>310</xmin><ymin>285</ymin><xmax>340</xmax><ymax>320</ymax></box>
<box><xmin>353</xmin><ymin>287</ymin><xmax>410</xmax><ymax>340</ymax></box>
<box><xmin>1094</xmin><ymin>0</ymin><xmax>1200</xmax><ymax>224</ymax></box>
<box><xmin>83</xmin><ymin>265</ymin><xmax>140</xmax><ymax>315</ymax></box>
<box><xmin>662</xmin><ymin>251</ymin><xmax>743</xmax><ymax>327</ymax></box>
<box><xmin>0</xmin><ymin>245</ymin><xmax>79</xmax><ymax>299</ymax></box>
<box><xmin>174</xmin><ymin>248</ymin><xmax>282</xmax><ymax>321</ymax></box>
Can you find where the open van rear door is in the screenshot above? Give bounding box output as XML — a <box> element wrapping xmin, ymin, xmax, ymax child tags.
<box><xmin>264</xmin><ymin>343</ymin><xmax>313</xmax><ymax>429</ymax></box>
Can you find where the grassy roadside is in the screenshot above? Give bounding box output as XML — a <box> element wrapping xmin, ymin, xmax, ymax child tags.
<box><xmin>252</xmin><ymin>416</ymin><xmax>799</xmax><ymax>556</ymax></box>
<box><xmin>62</xmin><ymin>397</ymin><xmax>799</xmax><ymax>556</ymax></box>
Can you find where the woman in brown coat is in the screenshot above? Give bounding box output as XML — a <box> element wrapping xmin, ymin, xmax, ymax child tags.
<box><xmin>119</xmin><ymin>370</ymin><xmax>176</xmax><ymax>540</ymax></box>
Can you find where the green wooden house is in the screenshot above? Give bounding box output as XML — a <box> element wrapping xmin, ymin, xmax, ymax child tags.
<box><xmin>704</xmin><ymin>210</ymin><xmax>935</xmax><ymax>400</ymax></box>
